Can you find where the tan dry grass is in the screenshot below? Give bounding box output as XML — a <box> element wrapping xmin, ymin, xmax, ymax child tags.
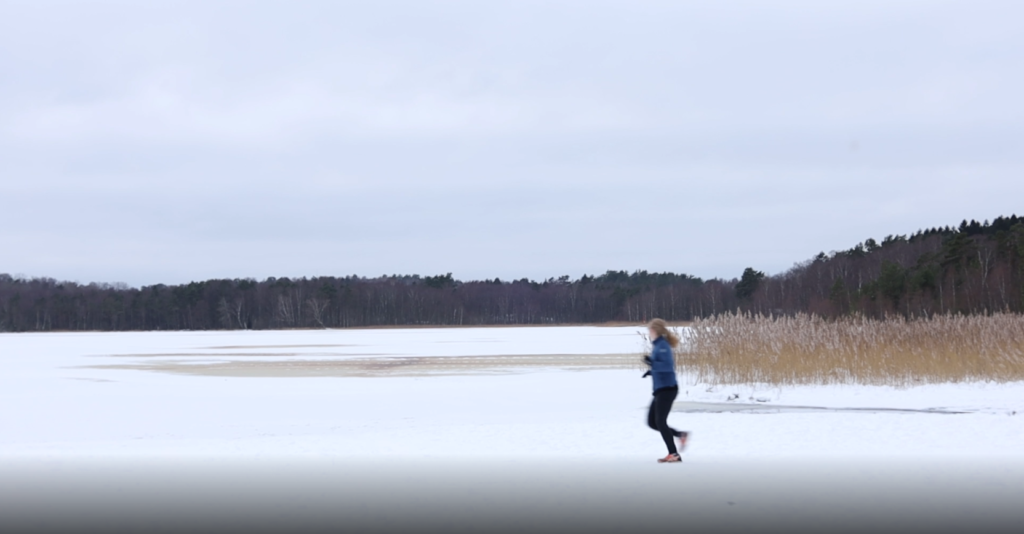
<box><xmin>86</xmin><ymin>353</ymin><xmax>636</xmax><ymax>378</ymax></box>
<box><xmin>681</xmin><ymin>313</ymin><xmax>1024</xmax><ymax>386</ymax></box>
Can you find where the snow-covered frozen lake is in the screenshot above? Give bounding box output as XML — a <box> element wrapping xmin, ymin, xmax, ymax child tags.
<box><xmin>2</xmin><ymin>325</ymin><xmax>1021</xmax><ymax>460</ymax></box>
<box><xmin>2</xmin><ymin>326</ymin><xmax>1023</xmax><ymax>532</ymax></box>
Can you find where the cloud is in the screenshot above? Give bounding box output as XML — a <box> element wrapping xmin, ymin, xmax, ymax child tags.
<box><xmin>2</xmin><ymin>1</ymin><xmax>1023</xmax><ymax>285</ymax></box>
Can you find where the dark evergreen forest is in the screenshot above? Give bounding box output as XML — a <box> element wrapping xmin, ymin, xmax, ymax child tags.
<box><xmin>2</xmin><ymin>215</ymin><xmax>1022</xmax><ymax>332</ymax></box>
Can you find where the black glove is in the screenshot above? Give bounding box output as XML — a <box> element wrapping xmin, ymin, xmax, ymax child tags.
<box><xmin>641</xmin><ymin>370</ymin><xmax>651</xmax><ymax>378</ymax></box>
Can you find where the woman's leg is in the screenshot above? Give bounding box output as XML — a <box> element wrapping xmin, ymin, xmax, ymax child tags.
<box><xmin>653</xmin><ymin>386</ymin><xmax>680</xmax><ymax>455</ymax></box>
<box><xmin>647</xmin><ymin>397</ymin><xmax>659</xmax><ymax>431</ymax></box>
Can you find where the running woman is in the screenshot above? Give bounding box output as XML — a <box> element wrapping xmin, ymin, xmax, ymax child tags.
<box><xmin>643</xmin><ymin>318</ymin><xmax>689</xmax><ymax>463</ymax></box>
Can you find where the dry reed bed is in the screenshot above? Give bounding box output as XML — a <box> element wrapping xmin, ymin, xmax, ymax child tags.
<box><xmin>680</xmin><ymin>313</ymin><xmax>1024</xmax><ymax>386</ymax></box>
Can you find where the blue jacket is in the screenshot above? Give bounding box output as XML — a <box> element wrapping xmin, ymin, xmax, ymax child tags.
<box><xmin>649</xmin><ymin>336</ymin><xmax>678</xmax><ymax>392</ymax></box>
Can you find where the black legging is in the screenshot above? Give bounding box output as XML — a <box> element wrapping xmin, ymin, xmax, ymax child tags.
<box><xmin>647</xmin><ymin>386</ymin><xmax>682</xmax><ymax>455</ymax></box>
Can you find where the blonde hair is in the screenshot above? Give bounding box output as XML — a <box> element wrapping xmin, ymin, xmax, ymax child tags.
<box><xmin>648</xmin><ymin>318</ymin><xmax>680</xmax><ymax>348</ymax></box>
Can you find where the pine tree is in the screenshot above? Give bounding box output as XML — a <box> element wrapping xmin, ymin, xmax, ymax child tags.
<box><xmin>735</xmin><ymin>268</ymin><xmax>765</xmax><ymax>300</ymax></box>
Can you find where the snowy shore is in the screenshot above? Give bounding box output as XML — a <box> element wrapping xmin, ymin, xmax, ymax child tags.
<box><xmin>2</xmin><ymin>326</ymin><xmax>1021</xmax><ymax>460</ymax></box>
<box><xmin>2</xmin><ymin>326</ymin><xmax>1023</xmax><ymax>532</ymax></box>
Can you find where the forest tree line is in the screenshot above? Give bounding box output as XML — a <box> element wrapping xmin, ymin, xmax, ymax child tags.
<box><xmin>2</xmin><ymin>215</ymin><xmax>1022</xmax><ymax>332</ymax></box>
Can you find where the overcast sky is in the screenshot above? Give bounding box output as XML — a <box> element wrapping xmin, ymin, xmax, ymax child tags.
<box><xmin>2</xmin><ymin>0</ymin><xmax>1023</xmax><ymax>286</ymax></box>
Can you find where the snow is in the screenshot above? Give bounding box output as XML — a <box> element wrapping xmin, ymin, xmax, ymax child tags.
<box><xmin>3</xmin><ymin>326</ymin><xmax>1024</xmax><ymax>531</ymax></box>
<box><xmin>2</xmin><ymin>325</ymin><xmax>1022</xmax><ymax>461</ymax></box>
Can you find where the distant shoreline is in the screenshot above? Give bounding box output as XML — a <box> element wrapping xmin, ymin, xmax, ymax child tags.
<box><xmin>0</xmin><ymin>321</ymin><xmax>691</xmax><ymax>335</ymax></box>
